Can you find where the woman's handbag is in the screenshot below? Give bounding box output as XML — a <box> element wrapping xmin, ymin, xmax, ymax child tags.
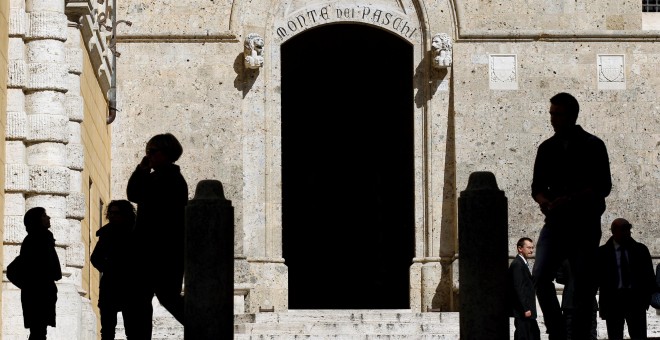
<box><xmin>7</xmin><ymin>255</ymin><xmax>27</xmax><ymax>289</ymax></box>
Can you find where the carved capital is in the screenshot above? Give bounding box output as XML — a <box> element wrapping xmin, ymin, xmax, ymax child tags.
<box><xmin>431</xmin><ymin>33</ymin><xmax>453</xmax><ymax>69</ymax></box>
<box><xmin>244</xmin><ymin>33</ymin><xmax>265</xmax><ymax>69</ymax></box>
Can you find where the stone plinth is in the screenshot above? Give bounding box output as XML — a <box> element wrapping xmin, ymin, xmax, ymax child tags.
<box><xmin>458</xmin><ymin>171</ymin><xmax>509</xmax><ymax>340</ymax></box>
<box><xmin>184</xmin><ymin>180</ymin><xmax>234</xmax><ymax>340</ymax></box>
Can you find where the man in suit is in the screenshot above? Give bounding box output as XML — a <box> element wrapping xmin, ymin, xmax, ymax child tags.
<box><xmin>597</xmin><ymin>218</ymin><xmax>655</xmax><ymax>340</ymax></box>
<box><xmin>510</xmin><ymin>237</ymin><xmax>541</xmax><ymax>340</ymax></box>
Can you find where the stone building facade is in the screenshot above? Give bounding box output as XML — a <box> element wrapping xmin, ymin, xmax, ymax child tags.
<box><xmin>1</xmin><ymin>0</ymin><xmax>660</xmax><ymax>338</ymax></box>
<box><xmin>2</xmin><ymin>0</ymin><xmax>114</xmax><ymax>338</ymax></box>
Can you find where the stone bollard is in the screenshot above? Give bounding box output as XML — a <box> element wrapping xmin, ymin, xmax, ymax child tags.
<box><xmin>184</xmin><ymin>180</ymin><xmax>234</xmax><ymax>340</ymax></box>
<box><xmin>458</xmin><ymin>171</ymin><xmax>509</xmax><ymax>340</ymax></box>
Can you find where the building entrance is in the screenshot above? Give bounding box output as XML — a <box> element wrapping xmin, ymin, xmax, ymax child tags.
<box><xmin>281</xmin><ymin>24</ymin><xmax>414</xmax><ymax>309</ymax></box>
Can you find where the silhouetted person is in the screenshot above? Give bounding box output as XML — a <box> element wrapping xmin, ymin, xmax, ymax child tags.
<box><xmin>597</xmin><ymin>218</ymin><xmax>655</xmax><ymax>340</ymax></box>
<box><xmin>20</xmin><ymin>207</ymin><xmax>62</xmax><ymax>340</ymax></box>
<box><xmin>531</xmin><ymin>92</ymin><xmax>612</xmax><ymax>340</ymax></box>
<box><xmin>556</xmin><ymin>260</ymin><xmax>597</xmax><ymax>340</ymax></box>
<box><xmin>509</xmin><ymin>237</ymin><xmax>541</xmax><ymax>340</ymax></box>
<box><xmin>91</xmin><ymin>200</ymin><xmax>136</xmax><ymax>340</ymax></box>
<box><xmin>125</xmin><ymin>133</ymin><xmax>188</xmax><ymax>339</ymax></box>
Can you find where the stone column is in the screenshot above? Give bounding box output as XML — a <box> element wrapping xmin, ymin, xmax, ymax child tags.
<box><xmin>185</xmin><ymin>180</ymin><xmax>234</xmax><ymax>340</ymax></box>
<box><xmin>458</xmin><ymin>171</ymin><xmax>509</xmax><ymax>340</ymax></box>
<box><xmin>2</xmin><ymin>0</ymin><xmax>94</xmax><ymax>338</ymax></box>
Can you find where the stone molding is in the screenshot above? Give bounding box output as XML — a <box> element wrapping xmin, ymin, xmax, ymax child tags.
<box><xmin>274</xmin><ymin>3</ymin><xmax>421</xmax><ymax>43</ymax></box>
<box><xmin>65</xmin><ymin>0</ymin><xmax>117</xmax><ymax>100</ymax></box>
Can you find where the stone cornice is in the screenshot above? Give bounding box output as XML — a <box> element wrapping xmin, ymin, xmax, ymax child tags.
<box><xmin>64</xmin><ymin>0</ymin><xmax>112</xmax><ymax>100</ymax></box>
<box><xmin>116</xmin><ymin>32</ymin><xmax>239</xmax><ymax>43</ymax></box>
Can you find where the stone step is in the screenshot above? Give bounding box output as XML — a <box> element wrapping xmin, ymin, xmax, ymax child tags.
<box><xmin>234</xmin><ymin>335</ymin><xmax>459</xmax><ymax>340</ymax></box>
<box><xmin>250</xmin><ymin>310</ymin><xmax>445</xmax><ymax>323</ymax></box>
<box><xmin>113</xmin><ymin>307</ymin><xmax>660</xmax><ymax>339</ymax></box>
<box><xmin>236</xmin><ymin>310</ymin><xmax>456</xmax><ymax>334</ymax></box>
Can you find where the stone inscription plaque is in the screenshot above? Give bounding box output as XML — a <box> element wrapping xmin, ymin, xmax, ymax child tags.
<box><xmin>276</xmin><ymin>4</ymin><xmax>420</xmax><ymax>42</ymax></box>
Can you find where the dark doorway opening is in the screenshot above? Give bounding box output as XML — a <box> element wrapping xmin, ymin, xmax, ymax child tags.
<box><xmin>282</xmin><ymin>24</ymin><xmax>414</xmax><ymax>309</ymax></box>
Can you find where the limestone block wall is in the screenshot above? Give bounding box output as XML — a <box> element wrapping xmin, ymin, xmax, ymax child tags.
<box><xmin>0</xmin><ymin>0</ymin><xmax>9</xmax><ymax>326</ymax></box>
<box><xmin>108</xmin><ymin>0</ymin><xmax>660</xmax><ymax>318</ymax></box>
<box><xmin>457</xmin><ymin>0</ymin><xmax>641</xmax><ymax>32</ymax></box>
<box><xmin>2</xmin><ymin>0</ymin><xmax>110</xmax><ymax>338</ymax></box>
<box><xmin>452</xmin><ymin>40</ymin><xmax>660</xmax><ymax>254</ymax></box>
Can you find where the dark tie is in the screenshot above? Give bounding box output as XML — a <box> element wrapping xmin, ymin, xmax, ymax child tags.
<box><xmin>619</xmin><ymin>246</ymin><xmax>631</xmax><ymax>288</ymax></box>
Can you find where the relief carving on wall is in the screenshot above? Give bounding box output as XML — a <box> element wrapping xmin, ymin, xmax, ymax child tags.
<box><xmin>597</xmin><ymin>54</ymin><xmax>625</xmax><ymax>90</ymax></box>
<box><xmin>432</xmin><ymin>33</ymin><xmax>452</xmax><ymax>68</ymax></box>
<box><xmin>245</xmin><ymin>33</ymin><xmax>265</xmax><ymax>69</ymax></box>
<box><xmin>489</xmin><ymin>54</ymin><xmax>518</xmax><ymax>90</ymax></box>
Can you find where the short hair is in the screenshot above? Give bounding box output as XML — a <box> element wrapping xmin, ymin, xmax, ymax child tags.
<box><xmin>24</xmin><ymin>207</ymin><xmax>46</xmax><ymax>232</ymax></box>
<box><xmin>516</xmin><ymin>237</ymin><xmax>533</xmax><ymax>248</ymax></box>
<box><xmin>106</xmin><ymin>200</ymin><xmax>136</xmax><ymax>221</ymax></box>
<box><xmin>550</xmin><ymin>92</ymin><xmax>580</xmax><ymax>121</ymax></box>
<box><xmin>148</xmin><ymin>133</ymin><xmax>183</xmax><ymax>162</ymax></box>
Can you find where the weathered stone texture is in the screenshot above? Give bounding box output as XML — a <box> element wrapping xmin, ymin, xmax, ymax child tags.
<box><xmin>117</xmin><ymin>0</ymin><xmax>233</xmax><ymax>36</ymax></box>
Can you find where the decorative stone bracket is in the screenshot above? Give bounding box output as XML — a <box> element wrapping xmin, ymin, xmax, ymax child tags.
<box><xmin>244</xmin><ymin>33</ymin><xmax>265</xmax><ymax>69</ymax></box>
<box><xmin>432</xmin><ymin>33</ymin><xmax>452</xmax><ymax>68</ymax></box>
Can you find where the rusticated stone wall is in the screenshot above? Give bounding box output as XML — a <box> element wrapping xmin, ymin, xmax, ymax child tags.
<box><xmin>2</xmin><ymin>0</ymin><xmax>111</xmax><ymax>338</ymax></box>
<box><xmin>0</xmin><ymin>0</ymin><xmax>9</xmax><ymax>327</ymax></box>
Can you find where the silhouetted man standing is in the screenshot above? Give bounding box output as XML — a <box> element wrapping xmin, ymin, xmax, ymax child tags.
<box><xmin>597</xmin><ymin>218</ymin><xmax>655</xmax><ymax>340</ymax></box>
<box><xmin>510</xmin><ymin>237</ymin><xmax>541</xmax><ymax>340</ymax></box>
<box><xmin>531</xmin><ymin>92</ymin><xmax>612</xmax><ymax>340</ymax></box>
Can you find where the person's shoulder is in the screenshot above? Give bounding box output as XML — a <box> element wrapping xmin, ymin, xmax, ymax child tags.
<box><xmin>509</xmin><ymin>255</ymin><xmax>523</xmax><ymax>267</ymax></box>
<box><xmin>574</xmin><ymin>125</ymin><xmax>606</xmax><ymax>143</ymax></box>
<box><xmin>598</xmin><ymin>239</ymin><xmax>615</xmax><ymax>251</ymax></box>
<box><xmin>95</xmin><ymin>223</ymin><xmax>113</xmax><ymax>237</ymax></box>
<box><xmin>631</xmin><ymin>239</ymin><xmax>651</xmax><ymax>253</ymax></box>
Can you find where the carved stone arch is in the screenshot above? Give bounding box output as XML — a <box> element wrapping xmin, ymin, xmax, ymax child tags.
<box><xmin>236</xmin><ymin>0</ymin><xmax>458</xmax><ymax>312</ymax></box>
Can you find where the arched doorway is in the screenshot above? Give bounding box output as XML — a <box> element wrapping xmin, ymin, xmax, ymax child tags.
<box><xmin>281</xmin><ymin>24</ymin><xmax>415</xmax><ymax>309</ymax></box>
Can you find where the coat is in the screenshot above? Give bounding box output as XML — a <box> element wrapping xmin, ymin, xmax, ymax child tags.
<box><xmin>509</xmin><ymin>255</ymin><xmax>537</xmax><ymax>319</ymax></box>
<box><xmin>597</xmin><ymin>237</ymin><xmax>655</xmax><ymax>319</ymax></box>
<box><xmin>126</xmin><ymin>163</ymin><xmax>188</xmax><ymax>273</ymax></box>
<box><xmin>91</xmin><ymin>222</ymin><xmax>132</xmax><ymax>310</ymax></box>
<box><xmin>20</xmin><ymin>228</ymin><xmax>62</xmax><ymax>328</ymax></box>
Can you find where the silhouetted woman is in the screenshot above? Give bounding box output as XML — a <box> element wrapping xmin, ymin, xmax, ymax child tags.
<box><xmin>125</xmin><ymin>133</ymin><xmax>188</xmax><ymax>339</ymax></box>
<box><xmin>20</xmin><ymin>207</ymin><xmax>62</xmax><ymax>340</ymax></box>
<box><xmin>91</xmin><ymin>200</ymin><xmax>136</xmax><ymax>340</ymax></box>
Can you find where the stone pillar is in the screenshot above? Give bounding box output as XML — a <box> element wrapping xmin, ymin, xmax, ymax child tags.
<box><xmin>458</xmin><ymin>171</ymin><xmax>509</xmax><ymax>340</ymax></box>
<box><xmin>185</xmin><ymin>180</ymin><xmax>234</xmax><ymax>340</ymax></box>
<box><xmin>3</xmin><ymin>0</ymin><xmax>95</xmax><ymax>338</ymax></box>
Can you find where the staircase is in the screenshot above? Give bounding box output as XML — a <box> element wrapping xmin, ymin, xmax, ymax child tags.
<box><xmin>234</xmin><ymin>310</ymin><xmax>459</xmax><ymax>339</ymax></box>
<box><xmin>234</xmin><ymin>309</ymin><xmax>660</xmax><ymax>340</ymax></box>
<box><xmin>114</xmin><ymin>307</ymin><xmax>660</xmax><ymax>339</ymax></box>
